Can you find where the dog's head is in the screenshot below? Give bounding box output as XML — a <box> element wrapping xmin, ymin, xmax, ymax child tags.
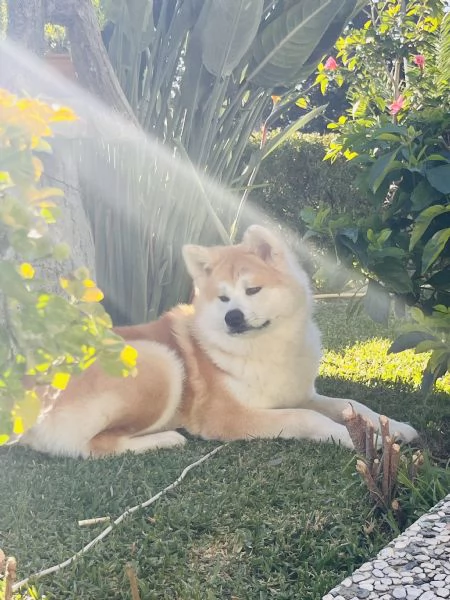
<box><xmin>182</xmin><ymin>226</ymin><xmax>312</xmax><ymax>342</ymax></box>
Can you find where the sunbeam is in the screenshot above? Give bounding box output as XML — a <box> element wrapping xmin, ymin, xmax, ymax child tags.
<box><xmin>0</xmin><ymin>38</ymin><xmax>357</xmax><ymax>325</ymax></box>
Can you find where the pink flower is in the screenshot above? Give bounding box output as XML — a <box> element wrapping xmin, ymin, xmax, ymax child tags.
<box><xmin>324</xmin><ymin>56</ymin><xmax>338</xmax><ymax>71</ymax></box>
<box><xmin>413</xmin><ymin>54</ymin><xmax>425</xmax><ymax>70</ymax></box>
<box><xmin>389</xmin><ymin>95</ymin><xmax>405</xmax><ymax>116</ymax></box>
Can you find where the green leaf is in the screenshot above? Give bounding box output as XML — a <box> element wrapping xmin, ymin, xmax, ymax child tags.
<box><xmin>421</xmin><ymin>351</ymin><xmax>449</xmax><ymax>392</ymax></box>
<box><xmin>429</xmin><ymin>348</ymin><xmax>450</xmax><ymax>373</ymax></box>
<box><xmin>372</xmin><ymin>124</ymin><xmax>408</xmax><ymax>137</ymax></box>
<box><xmin>414</xmin><ymin>340</ymin><xmax>444</xmax><ymax>354</ymax></box>
<box><xmin>368</xmin><ymin>247</ymin><xmax>406</xmax><ymax>260</ymax></box>
<box><xmin>421</xmin><ymin>363</ymin><xmax>435</xmax><ymax>394</ymax></box>
<box><xmin>437</xmin><ymin>12</ymin><xmax>450</xmax><ymax>94</ymax></box>
<box><xmin>0</xmin><ymin>262</ymin><xmax>33</xmax><ymax>303</ymax></box>
<box><xmin>409</xmin><ymin>307</ymin><xmax>425</xmax><ymax>323</ymax></box>
<box><xmin>421</xmin><ymin>228</ymin><xmax>450</xmax><ymax>274</ymax></box>
<box><xmin>410</xmin><ymin>179</ymin><xmax>443</xmax><ymax>211</ymax></box>
<box><xmin>371</xmin><ymin>259</ymin><xmax>413</xmax><ymax>294</ymax></box>
<box><xmin>367</xmin><ymin>150</ymin><xmax>401</xmax><ymax>193</ymax></box>
<box><xmin>201</xmin><ymin>0</ymin><xmax>263</xmax><ymax>77</ymax></box>
<box><xmin>338</xmin><ymin>227</ymin><xmax>359</xmax><ymax>244</ymax></box>
<box><xmin>426</xmin><ymin>269</ymin><xmax>450</xmax><ymax>291</ymax></box>
<box><xmin>363</xmin><ymin>279</ymin><xmax>391</xmax><ymax>325</ymax></box>
<box><xmin>248</xmin><ymin>0</ymin><xmax>359</xmax><ymax>87</ymax></box>
<box><xmin>410</xmin><ymin>204</ymin><xmax>450</xmax><ymax>250</ymax></box>
<box><xmin>377</xmin><ymin>228</ymin><xmax>392</xmax><ymax>244</ymax></box>
<box><xmin>426</xmin><ymin>163</ymin><xmax>450</xmax><ymax>194</ymax></box>
<box><xmin>388</xmin><ymin>331</ymin><xmax>436</xmax><ymax>354</ymax></box>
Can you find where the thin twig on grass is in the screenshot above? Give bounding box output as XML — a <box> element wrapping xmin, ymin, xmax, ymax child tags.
<box><xmin>126</xmin><ymin>563</ymin><xmax>141</xmax><ymax>600</ymax></box>
<box><xmin>13</xmin><ymin>444</ymin><xmax>226</xmax><ymax>592</ymax></box>
<box><xmin>78</xmin><ymin>517</ymin><xmax>111</xmax><ymax>527</ymax></box>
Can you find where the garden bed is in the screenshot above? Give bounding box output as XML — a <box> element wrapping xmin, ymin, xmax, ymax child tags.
<box><xmin>324</xmin><ymin>494</ymin><xmax>450</xmax><ymax>600</ymax></box>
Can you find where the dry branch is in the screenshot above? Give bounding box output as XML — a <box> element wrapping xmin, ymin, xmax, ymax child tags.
<box><xmin>343</xmin><ymin>404</ymin><xmax>366</xmax><ymax>453</ymax></box>
<box><xmin>78</xmin><ymin>517</ymin><xmax>111</xmax><ymax>527</ymax></box>
<box><xmin>4</xmin><ymin>556</ymin><xmax>17</xmax><ymax>600</ymax></box>
<box><xmin>344</xmin><ymin>411</ymin><xmax>419</xmax><ymax>516</ymax></box>
<box><xmin>126</xmin><ymin>563</ymin><xmax>141</xmax><ymax>600</ymax></box>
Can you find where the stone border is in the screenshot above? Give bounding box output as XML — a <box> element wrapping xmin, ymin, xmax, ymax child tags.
<box><xmin>323</xmin><ymin>495</ymin><xmax>450</xmax><ymax>600</ymax></box>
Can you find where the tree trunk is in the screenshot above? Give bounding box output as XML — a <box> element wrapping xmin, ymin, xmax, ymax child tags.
<box><xmin>44</xmin><ymin>0</ymin><xmax>137</xmax><ymax>124</ymax></box>
<box><xmin>6</xmin><ymin>0</ymin><xmax>46</xmax><ymax>55</ymax></box>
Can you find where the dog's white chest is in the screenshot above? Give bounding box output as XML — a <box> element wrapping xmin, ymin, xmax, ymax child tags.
<box><xmin>222</xmin><ymin>349</ymin><xmax>318</xmax><ymax>409</ymax></box>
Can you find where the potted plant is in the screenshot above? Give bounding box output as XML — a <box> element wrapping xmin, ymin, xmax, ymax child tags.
<box><xmin>44</xmin><ymin>24</ymin><xmax>77</xmax><ymax>82</ymax></box>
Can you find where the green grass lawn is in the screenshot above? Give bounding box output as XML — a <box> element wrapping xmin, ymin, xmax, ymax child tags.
<box><xmin>0</xmin><ymin>302</ymin><xmax>449</xmax><ymax>599</ymax></box>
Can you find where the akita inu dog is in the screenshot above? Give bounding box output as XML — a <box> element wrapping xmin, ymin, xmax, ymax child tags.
<box><xmin>20</xmin><ymin>225</ymin><xmax>418</xmax><ymax>457</ymax></box>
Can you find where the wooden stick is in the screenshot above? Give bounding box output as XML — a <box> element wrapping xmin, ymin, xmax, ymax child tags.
<box><xmin>78</xmin><ymin>517</ymin><xmax>111</xmax><ymax>527</ymax></box>
<box><xmin>372</xmin><ymin>458</ymin><xmax>381</xmax><ymax>482</ymax></box>
<box><xmin>382</xmin><ymin>435</ymin><xmax>393</xmax><ymax>500</ymax></box>
<box><xmin>389</xmin><ymin>443</ymin><xmax>401</xmax><ymax>493</ymax></box>
<box><xmin>5</xmin><ymin>557</ymin><xmax>17</xmax><ymax>600</ymax></box>
<box><xmin>379</xmin><ymin>415</ymin><xmax>390</xmax><ymax>441</ymax></box>
<box><xmin>356</xmin><ymin>459</ymin><xmax>381</xmax><ymax>505</ymax></box>
<box><xmin>364</xmin><ymin>418</ymin><xmax>376</xmax><ymax>465</ymax></box>
<box><xmin>343</xmin><ymin>404</ymin><xmax>366</xmax><ymax>453</ymax></box>
<box><xmin>125</xmin><ymin>564</ymin><xmax>141</xmax><ymax>600</ymax></box>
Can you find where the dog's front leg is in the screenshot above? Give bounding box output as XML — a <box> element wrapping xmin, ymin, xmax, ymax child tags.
<box><xmin>199</xmin><ymin>404</ymin><xmax>354</xmax><ymax>448</ymax></box>
<box><xmin>308</xmin><ymin>393</ymin><xmax>419</xmax><ymax>443</ymax></box>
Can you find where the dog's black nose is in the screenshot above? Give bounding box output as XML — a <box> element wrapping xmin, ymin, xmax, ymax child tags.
<box><xmin>225</xmin><ymin>309</ymin><xmax>245</xmax><ymax>329</ymax></box>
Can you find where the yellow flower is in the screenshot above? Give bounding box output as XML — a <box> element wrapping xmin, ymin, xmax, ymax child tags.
<box><xmin>19</xmin><ymin>263</ymin><xmax>35</xmax><ymax>279</ymax></box>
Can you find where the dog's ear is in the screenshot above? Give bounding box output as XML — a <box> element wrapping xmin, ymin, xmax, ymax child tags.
<box><xmin>243</xmin><ymin>225</ymin><xmax>285</xmax><ymax>265</ymax></box>
<box><xmin>182</xmin><ymin>245</ymin><xmax>212</xmax><ymax>280</ymax></box>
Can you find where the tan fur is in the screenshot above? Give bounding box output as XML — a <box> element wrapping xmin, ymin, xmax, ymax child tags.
<box><xmin>20</xmin><ymin>226</ymin><xmax>419</xmax><ymax>458</ymax></box>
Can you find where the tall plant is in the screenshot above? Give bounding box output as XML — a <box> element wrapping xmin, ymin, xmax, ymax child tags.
<box><xmin>73</xmin><ymin>0</ymin><xmax>365</xmax><ymax>323</ymax></box>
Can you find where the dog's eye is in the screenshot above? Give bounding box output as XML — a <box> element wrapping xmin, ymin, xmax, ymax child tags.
<box><xmin>246</xmin><ymin>286</ymin><xmax>262</xmax><ymax>296</ymax></box>
<box><xmin>218</xmin><ymin>295</ymin><xmax>230</xmax><ymax>302</ymax></box>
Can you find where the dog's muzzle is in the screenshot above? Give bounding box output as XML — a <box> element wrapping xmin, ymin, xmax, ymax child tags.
<box><xmin>224</xmin><ymin>309</ymin><xmax>270</xmax><ymax>334</ymax></box>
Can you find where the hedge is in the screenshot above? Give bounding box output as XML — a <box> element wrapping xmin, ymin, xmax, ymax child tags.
<box><xmin>246</xmin><ymin>132</ymin><xmax>369</xmax><ymax>235</ymax></box>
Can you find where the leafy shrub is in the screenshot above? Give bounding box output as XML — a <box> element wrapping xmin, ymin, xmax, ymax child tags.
<box><xmin>0</xmin><ymin>90</ymin><xmax>135</xmax><ymax>443</ymax></box>
<box><xmin>247</xmin><ymin>132</ymin><xmax>367</xmax><ymax>234</ymax></box>
<box><xmin>301</xmin><ymin>0</ymin><xmax>450</xmax><ymax>388</ymax></box>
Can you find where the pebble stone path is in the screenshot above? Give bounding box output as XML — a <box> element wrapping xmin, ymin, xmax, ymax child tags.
<box><xmin>323</xmin><ymin>494</ymin><xmax>450</xmax><ymax>600</ymax></box>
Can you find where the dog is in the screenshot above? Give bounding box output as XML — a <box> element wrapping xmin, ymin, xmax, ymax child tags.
<box><xmin>20</xmin><ymin>225</ymin><xmax>418</xmax><ymax>458</ymax></box>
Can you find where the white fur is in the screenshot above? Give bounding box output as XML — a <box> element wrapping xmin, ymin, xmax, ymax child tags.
<box><xmin>187</xmin><ymin>225</ymin><xmax>418</xmax><ymax>444</ymax></box>
<box><xmin>114</xmin><ymin>431</ymin><xmax>186</xmax><ymax>454</ymax></box>
<box><xmin>21</xmin><ymin>390</ymin><xmax>122</xmax><ymax>458</ymax></box>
